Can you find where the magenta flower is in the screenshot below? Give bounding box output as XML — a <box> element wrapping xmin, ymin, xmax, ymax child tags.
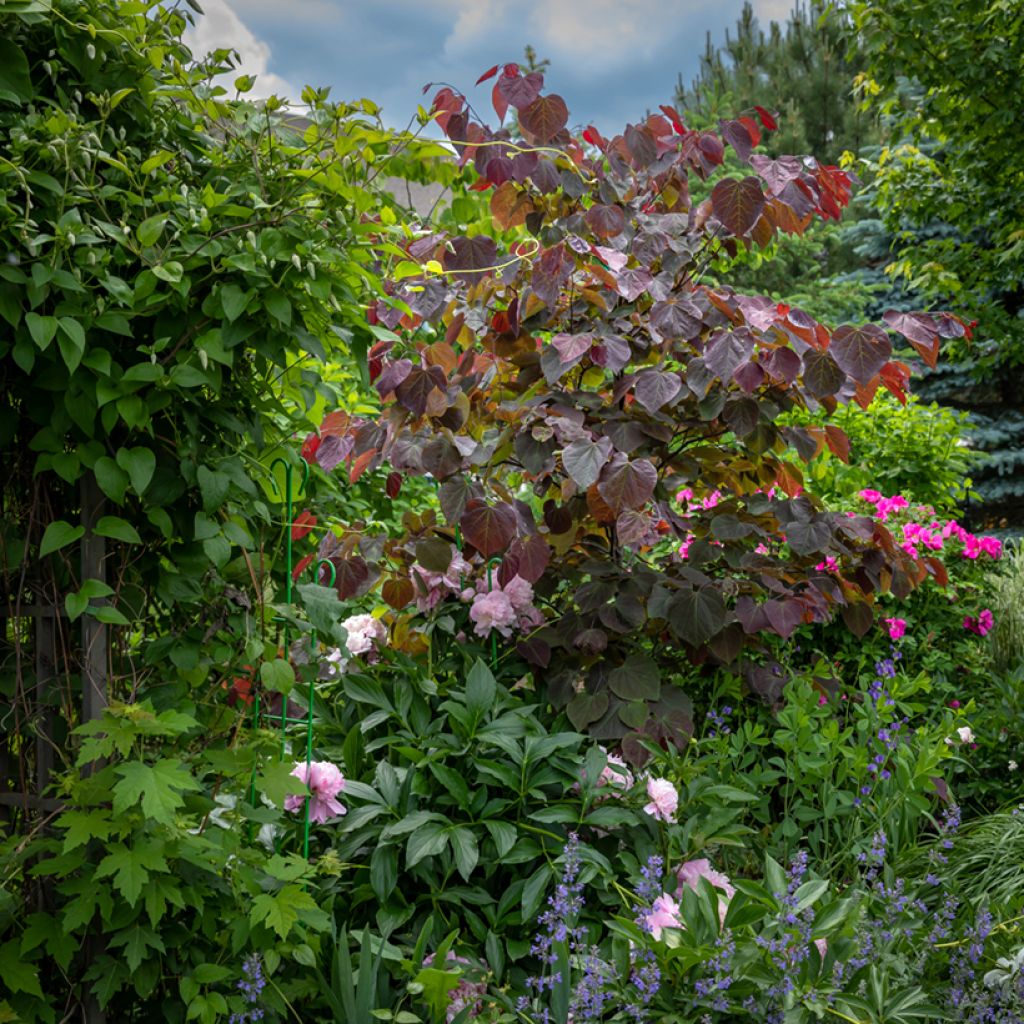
<box><xmin>884</xmin><ymin>617</ymin><xmax>907</xmax><ymax>641</ymax></box>
<box><xmin>284</xmin><ymin>760</ymin><xmax>346</xmax><ymax>824</ymax></box>
<box><xmin>963</xmin><ymin>609</ymin><xmax>994</xmax><ymax>636</ymax></box>
<box><xmin>858</xmin><ymin>488</ymin><xmax>883</xmax><ymax>503</ymax></box>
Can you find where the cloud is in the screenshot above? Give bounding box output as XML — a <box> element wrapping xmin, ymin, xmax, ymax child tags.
<box><xmin>183</xmin><ymin>0</ymin><xmax>297</xmax><ymax>99</ymax></box>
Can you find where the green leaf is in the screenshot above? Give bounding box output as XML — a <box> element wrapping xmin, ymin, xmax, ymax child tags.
<box><xmin>140</xmin><ymin>150</ymin><xmax>174</xmax><ymax>174</ymax></box>
<box><xmin>263</xmin><ymin>290</ymin><xmax>292</xmax><ymax>325</ymax></box>
<box><xmin>250</xmin><ymin>884</ymin><xmax>319</xmax><ymax>939</ymax></box>
<box><xmin>65</xmin><ymin>592</ymin><xmax>89</xmax><ymax>621</ymax></box>
<box><xmin>94</xmin><ymin>841</ymin><xmax>168</xmax><ymax>905</ymax></box>
<box><xmin>116</xmin><ymin>446</ymin><xmax>156</xmax><ymax>495</ymax></box>
<box><xmin>259</xmin><ymin>658</ymin><xmax>295</xmax><ymax>695</ymax></box>
<box><xmin>258</xmin><ymin>759</ymin><xmax>308</xmax><ymax>806</ymax></box>
<box><xmin>449</xmin><ymin>827</ymin><xmax>479</xmax><ymax>880</ymax></box>
<box><xmin>39</xmin><ymin>520</ymin><xmax>84</xmax><ymax>556</ymax></box>
<box><xmin>0</xmin><ymin>40</ymin><xmax>32</xmax><ymax>103</ymax></box>
<box><xmin>94</xmin><ymin>516</ymin><xmax>141</xmax><ymax>544</ymax></box>
<box><xmin>112</xmin><ymin>759</ymin><xmax>201</xmax><ymax>824</ymax></box>
<box><xmin>57</xmin><ymin>317</ymin><xmax>86</xmax><ymax>373</ymax></box>
<box><xmin>57</xmin><ymin>808</ymin><xmax>114</xmax><ymax>852</ymax></box>
<box><xmin>94</xmin><ymin>457</ymin><xmax>130</xmax><ymax>503</ymax></box>
<box><xmin>25</xmin><ymin>312</ymin><xmax>57</xmax><ymax>350</ymax></box>
<box><xmin>151</xmin><ymin>261</ymin><xmax>183</xmax><ymax>283</ymax></box>
<box><xmin>464</xmin><ymin>659</ymin><xmax>496</xmax><ymax>725</ymax></box>
<box><xmin>107</xmin><ymin>923</ymin><xmax>165</xmax><ymax>973</ymax></box>
<box><xmin>197</xmin><ymin>465</ymin><xmax>230</xmax><ymax>512</ymax></box>
<box><xmin>93</xmin><ymin>605</ymin><xmax>131</xmax><ymax>626</ymax></box>
<box><xmin>0</xmin><ymin>941</ymin><xmax>43</xmax><ymax>997</ymax></box>
<box><xmin>219</xmin><ymin>283</ymin><xmax>249</xmax><ymax>322</ymax></box>
<box><xmin>370</xmin><ymin>844</ymin><xmax>398</xmax><ymax>901</ymax></box>
<box><xmin>137</xmin><ymin>215</ymin><xmax>167</xmax><ymax>247</ymax></box>
<box><xmin>406</xmin><ymin>821</ymin><xmax>449</xmax><ymax>867</ymax></box>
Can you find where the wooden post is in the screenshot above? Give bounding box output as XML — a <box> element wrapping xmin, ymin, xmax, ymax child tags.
<box><xmin>79</xmin><ymin>475</ymin><xmax>107</xmax><ymax>1023</ymax></box>
<box><xmin>80</xmin><ymin>475</ymin><xmax>107</xmax><ymax>726</ymax></box>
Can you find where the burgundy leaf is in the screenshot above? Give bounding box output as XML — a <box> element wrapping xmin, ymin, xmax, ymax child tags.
<box><xmin>460</xmin><ymin>501</ymin><xmax>517</xmax><ymax>557</ymax></box>
<box><xmin>616</xmin><ymin>509</ymin><xmax>653</xmax><ymax>549</ymax></box>
<box><xmin>720</xmin><ymin>119</ymin><xmax>754</xmax><ymax>162</ymax></box>
<box><xmin>750</xmin><ymin>154</ymin><xmax>803</xmax><ymax>195</ymax></box>
<box><xmin>519</xmin><ymin>93</ymin><xmax>569</xmax><ymax>143</ymax></box>
<box><xmin>723</xmin><ymin>397</ymin><xmax>759</xmax><ymax>438</ymax></box>
<box><xmin>498</xmin><ymin>70</ymin><xmax>543</xmax><ymax>110</ymax></box>
<box><xmin>650</xmin><ymin>297</ymin><xmax>702</xmax><ymax>340</ymax></box>
<box><xmin>625</xmin><ymin>124</ymin><xmax>657</xmax><ymax>167</ymax></box>
<box><xmin>552</xmin><ymin>332</ymin><xmax>594</xmax><ymax>364</ymax></box>
<box><xmin>439</xmin><ymin>475</ymin><xmax>474</xmax><ymax>525</ymax></box>
<box><xmin>634</xmin><ymin>369</ymin><xmax>682</xmax><ymax>412</ymax></box>
<box><xmin>597</xmin><ymin>456</ymin><xmax>657</xmax><ymax>512</ymax></box>
<box><xmin>668</xmin><ymin>586</ymin><xmax>726</xmax><ymax>646</ymax></box>
<box><xmin>563</xmin><ymin>436</ymin><xmax>613</xmax><ymax>490</ymax></box>
<box><xmin>711</xmin><ymin>176</ymin><xmax>765</xmax><ymax>236</ymax></box>
<box><xmin>802</xmin><ymin>349</ymin><xmax>845</xmax><ymax>398</ymax></box>
<box><xmin>585</xmin><ymin>203</ymin><xmax>627</xmax><ymax>240</ymax></box>
<box><xmin>507</xmin><ymin>533</ymin><xmax>551</xmax><ymax>584</ymax></box>
<box><xmin>830</xmin><ymin>324</ymin><xmax>892</xmax><ymax>384</ymax></box>
<box><xmin>614</xmin><ymin>267</ymin><xmax>653</xmax><ymax>301</ymax></box>
<box><xmin>394</xmin><ymin>365</ymin><xmax>447</xmax><ymax>416</ymax></box>
<box><xmin>375</xmin><ymin>358</ymin><xmax>413</xmax><ymax>399</ymax></box>
<box><xmin>592</xmin><ymin>335</ymin><xmax>632</xmax><ymax>371</ymax></box>
<box><xmin>705</xmin><ymin>330</ymin><xmax>753</xmax><ymax>379</ymax></box>
<box><xmin>444</xmin><ymin>236</ymin><xmax>499</xmax><ymax>283</ymax></box>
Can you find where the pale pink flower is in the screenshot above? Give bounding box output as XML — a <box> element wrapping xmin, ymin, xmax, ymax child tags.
<box><xmin>946</xmin><ymin>726</ymin><xmax>976</xmax><ymax>746</ymax></box>
<box><xmin>884</xmin><ymin>617</ymin><xmax>907</xmax><ymax>641</ymax></box>
<box><xmin>284</xmin><ymin>760</ymin><xmax>346</xmax><ymax>823</ymax></box>
<box><xmin>676</xmin><ymin>858</ymin><xmax>736</xmax><ymax>901</ymax></box>
<box><xmin>412</xmin><ymin>549</ymin><xmax>473</xmax><ymax>612</ymax></box>
<box><xmin>815</xmin><ymin>937</ymin><xmax>828</xmax><ymax>959</ymax></box>
<box><xmin>342</xmin><ymin>614</ymin><xmax>387</xmax><ymax>657</ymax></box>
<box><xmin>599</xmin><ymin>753</ymin><xmax>634</xmax><ymax>792</ymax></box>
<box><xmin>469</xmin><ymin>589</ymin><xmax>517</xmax><ymax>638</ymax></box>
<box><xmin>643</xmin><ymin>777</ymin><xmax>679</xmax><ymax>822</ymax></box>
<box><xmin>502</xmin><ymin>575</ymin><xmax>535</xmax><ymax>613</ymax></box>
<box><xmin>645</xmin><ymin>893</ymin><xmax>683</xmax><ymax>940</ymax></box>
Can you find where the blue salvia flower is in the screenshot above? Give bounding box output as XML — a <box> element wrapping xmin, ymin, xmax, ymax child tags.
<box><xmin>230</xmin><ymin>953</ymin><xmax>266</xmax><ymax>1024</ymax></box>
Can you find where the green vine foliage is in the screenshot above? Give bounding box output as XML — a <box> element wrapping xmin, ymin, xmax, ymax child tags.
<box><xmin>0</xmin><ymin>0</ymin><xmax>447</xmax><ymax>1018</ymax></box>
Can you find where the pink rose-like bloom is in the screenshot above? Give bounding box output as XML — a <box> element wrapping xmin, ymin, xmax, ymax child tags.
<box><xmin>342</xmin><ymin>613</ymin><xmax>387</xmax><ymax>657</ymax></box>
<box><xmin>884</xmin><ymin>617</ymin><xmax>907</xmax><ymax>641</ymax></box>
<box><xmin>980</xmin><ymin>536</ymin><xmax>1003</xmax><ymax>559</ymax></box>
<box><xmin>858</xmin><ymin>489</ymin><xmax>883</xmax><ymax>504</ymax></box>
<box><xmin>676</xmin><ymin>858</ymin><xmax>736</xmax><ymax>901</ymax></box>
<box><xmin>964</xmin><ymin>609</ymin><xmax>994</xmax><ymax>636</ymax></box>
<box><xmin>284</xmin><ymin>760</ymin><xmax>346</xmax><ymax>824</ymax></box>
<box><xmin>644</xmin><ymin>777</ymin><xmax>679</xmax><ymax>822</ymax></box>
<box><xmin>599</xmin><ymin>753</ymin><xmax>634</xmax><ymax>792</ymax></box>
<box><xmin>502</xmin><ymin>575</ymin><xmax>535</xmax><ymax>612</ymax></box>
<box><xmin>469</xmin><ymin>589</ymin><xmax>517</xmax><ymax>639</ymax></box>
<box><xmin>411</xmin><ymin>549</ymin><xmax>473</xmax><ymax>612</ymax></box>
<box><xmin>645</xmin><ymin>892</ymin><xmax>683</xmax><ymax>940</ymax></box>
<box><xmin>422</xmin><ymin>953</ymin><xmax>486</xmax><ymax>1022</ymax></box>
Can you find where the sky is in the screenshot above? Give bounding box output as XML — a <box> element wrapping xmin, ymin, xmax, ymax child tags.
<box><xmin>182</xmin><ymin>0</ymin><xmax>798</xmax><ymax>132</ymax></box>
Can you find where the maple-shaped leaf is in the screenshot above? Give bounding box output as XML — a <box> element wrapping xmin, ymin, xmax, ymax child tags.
<box><xmin>829</xmin><ymin>324</ymin><xmax>892</xmax><ymax>384</ymax></box>
<box><xmin>711</xmin><ymin>176</ymin><xmax>765</xmax><ymax>236</ymax></box>
<box><xmin>112</xmin><ymin>759</ymin><xmax>201</xmax><ymax>826</ymax></box>
<box><xmin>444</xmin><ymin>236</ymin><xmax>498</xmax><ymax>283</ymax></box>
<box><xmin>460</xmin><ymin>501</ymin><xmax>517</xmax><ymax>557</ymax></box>
<box><xmin>519</xmin><ymin>94</ymin><xmax>569</xmax><ymax>143</ymax></box>
<box><xmin>597</xmin><ymin>456</ymin><xmax>657</xmax><ymax>513</ymax></box>
<box><xmin>95</xmin><ymin>841</ymin><xmax>169</xmax><ymax>906</ymax></box>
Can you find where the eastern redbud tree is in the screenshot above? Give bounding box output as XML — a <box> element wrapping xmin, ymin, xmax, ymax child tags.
<box><xmin>304</xmin><ymin>63</ymin><xmax>967</xmax><ymax>762</ymax></box>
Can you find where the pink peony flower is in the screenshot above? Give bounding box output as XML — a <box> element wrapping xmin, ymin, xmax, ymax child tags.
<box><xmin>676</xmin><ymin>858</ymin><xmax>736</xmax><ymax>901</ymax></box>
<box><xmin>502</xmin><ymin>575</ymin><xmax>535</xmax><ymax>613</ymax></box>
<box><xmin>963</xmin><ymin>609</ymin><xmax>994</xmax><ymax>636</ymax></box>
<box><xmin>858</xmin><ymin>489</ymin><xmax>883</xmax><ymax>503</ymax></box>
<box><xmin>980</xmin><ymin>536</ymin><xmax>1003</xmax><ymax>559</ymax></box>
<box><xmin>284</xmin><ymin>760</ymin><xmax>346</xmax><ymax>824</ymax></box>
<box><xmin>469</xmin><ymin>589</ymin><xmax>517</xmax><ymax>638</ymax></box>
<box><xmin>884</xmin><ymin>617</ymin><xmax>907</xmax><ymax>641</ymax></box>
<box><xmin>643</xmin><ymin>777</ymin><xmax>679</xmax><ymax>822</ymax></box>
<box><xmin>342</xmin><ymin>614</ymin><xmax>387</xmax><ymax>658</ymax></box>
<box><xmin>946</xmin><ymin>726</ymin><xmax>975</xmax><ymax>746</ymax></box>
<box><xmin>599</xmin><ymin>753</ymin><xmax>634</xmax><ymax>792</ymax></box>
<box><xmin>645</xmin><ymin>892</ymin><xmax>683</xmax><ymax>940</ymax></box>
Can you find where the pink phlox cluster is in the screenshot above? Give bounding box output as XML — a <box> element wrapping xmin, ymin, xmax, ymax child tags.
<box><xmin>468</xmin><ymin>575</ymin><xmax>544</xmax><ymax>639</ymax></box>
<box><xmin>342</xmin><ymin>614</ymin><xmax>387</xmax><ymax>661</ymax></box>
<box><xmin>675</xmin><ymin>488</ymin><xmax>723</xmax><ymax>514</ymax></box>
<box><xmin>411</xmin><ymin>547</ymin><xmax>473</xmax><ymax>612</ymax></box>
<box><xmin>643</xmin><ymin>777</ymin><xmax>679</xmax><ymax>822</ymax></box>
<box><xmin>422</xmin><ymin>953</ymin><xmax>486</xmax><ymax>1022</ymax></box>
<box><xmin>284</xmin><ymin>760</ymin><xmax>346</xmax><ymax>824</ymax></box>
<box><xmin>815</xmin><ymin>556</ymin><xmax>840</xmax><ymax>572</ymax></box>
<box><xmin>884</xmin><ymin>617</ymin><xmax>907</xmax><ymax>641</ymax></box>
<box><xmin>963</xmin><ymin>608</ymin><xmax>994</xmax><ymax>636</ymax></box>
